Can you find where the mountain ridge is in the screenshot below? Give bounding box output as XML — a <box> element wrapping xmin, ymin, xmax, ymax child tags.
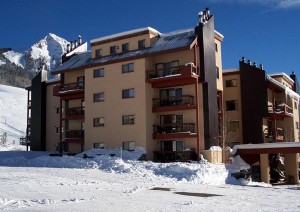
<box><xmin>0</xmin><ymin>33</ymin><xmax>69</xmax><ymax>87</ymax></box>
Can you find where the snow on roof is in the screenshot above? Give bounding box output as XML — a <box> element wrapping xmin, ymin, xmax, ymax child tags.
<box><xmin>223</xmin><ymin>68</ymin><xmax>239</xmax><ymax>74</ymax></box>
<box><xmin>54</xmin><ymin>51</ymin><xmax>91</xmax><ymax>73</ymax></box>
<box><xmin>54</xmin><ymin>29</ymin><xmax>196</xmax><ymax>73</ymax></box>
<box><xmin>90</xmin><ymin>27</ymin><xmax>161</xmax><ymax>43</ymax></box>
<box><xmin>269</xmin><ymin>72</ymin><xmax>294</xmax><ymax>84</ymax></box>
<box><xmin>232</xmin><ymin>142</ymin><xmax>300</xmax><ymax>155</ymax></box>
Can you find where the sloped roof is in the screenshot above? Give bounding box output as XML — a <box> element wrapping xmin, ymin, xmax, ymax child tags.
<box><xmin>53</xmin><ymin>29</ymin><xmax>196</xmax><ymax>74</ymax></box>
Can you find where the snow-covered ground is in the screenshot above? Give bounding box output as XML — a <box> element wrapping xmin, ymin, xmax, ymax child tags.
<box><xmin>0</xmin><ymin>145</ymin><xmax>299</xmax><ymax>211</ymax></box>
<box><xmin>0</xmin><ymin>84</ymin><xmax>27</xmax><ymax>144</ymax></box>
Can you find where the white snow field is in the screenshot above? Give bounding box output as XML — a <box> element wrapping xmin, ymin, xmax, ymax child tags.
<box><xmin>0</xmin><ymin>146</ymin><xmax>299</xmax><ymax>211</ymax></box>
<box><xmin>0</xmin><ymin>84</ymin><xmax>27</xmax><ymax>144</ymax></box>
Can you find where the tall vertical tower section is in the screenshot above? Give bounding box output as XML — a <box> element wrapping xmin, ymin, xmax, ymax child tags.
<box><xmin>195</xmin><ymin>8</ymin><xmax>219</xmax><ymax>149</ymax></box>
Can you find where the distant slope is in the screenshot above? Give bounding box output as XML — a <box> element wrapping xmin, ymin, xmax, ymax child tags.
<box><xmin>0</xmin><ymin>33</ymin><xmax>69</xmax><ymax>87</ymax></box>
<box><xmin>0</xmin><ymin>84</ymin><xmax>27</xmax><ymax>144</ymax></box>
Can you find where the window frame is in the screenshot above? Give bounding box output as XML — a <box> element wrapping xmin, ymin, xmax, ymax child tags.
<box><xmin>110</xmin><ymin>45</ymin><xmax>117</xmax><ymax>54</ymax></box>
<box><xmin>225</xmin><ymin>79</ymin><xmax>237</xmax><ymax>87</ymax></box>
<box><xmin>122</xmin><ymin>63</ymin><xmax>134</xmax><ymax>73</ymax></box>
<box><xmin>122</xmin><ymin>88</ymin><xmax>134</xmax><ymax>99</ymax></box>
<box><xmin>138</xmin><ymin>39</ymin><xmax>145</xmax><ymax>49</ymax></box>
<box><xmin>93</xmin><ymin>68</ymin><xmax>104</xmax><ymax>78</ymax></box>
<box><xmin>227</xmin><ymin>120</ymin><xmax>239</xmax><ymax>133</ymax></box>
<box><xmin>216</xmin><ymin>66</ymin><xmax>219</xmax><ymax>79</ymax></box>
<box><xmin>93</xmin><ymin>92</ymin><xmax>104</xmax><ymax>102</ymax></box>
<box><xmin>93</xmin><ymin>117</ymin><xmax>105</xmax><ymax>127</ymax></box>
<box><xmin>93</xmin><ymin>143</ymin><xmax>105</xmax><ymax>149</ymax></box>
<box><xmin>123</xmin><ymin>141</ymin><xmax>135</xmax><ymax>151</ymax></box>
<box><xmin>226</xmin><ymin>100</ymin><xmax>238</xmax><ymax>111</ymax></box>
<box><xmin>95</xmin><ymin>49</ymin><xmax>102</xmax><ymax>57</ymax></box>
<box><xmin>122</xmin><ymin>115</ymin><xmax>135</xmax><ymax>125</ymax></box>
<box><xmin>122</xmin><ymin>43</ymin><xmax>129</xmax><ymax>52</ymax></box>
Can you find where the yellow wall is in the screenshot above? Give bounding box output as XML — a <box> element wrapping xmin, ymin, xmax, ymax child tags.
<box><xmin>84</xmin><ymin>58</ymin><xmax>148</xmax><ymax>150</ymax></box>
<box><xmin>91</xmin><ymin>30</ymin><xmax>159</xmax><ymax>58</ymax></box>
<box><xmin>223</xmin><ymin>71</ymin><xmax>243</xmax><ymax>146</ymax></box>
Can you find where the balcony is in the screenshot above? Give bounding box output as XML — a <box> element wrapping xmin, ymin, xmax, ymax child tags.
<box><xmin>53</xmin><ymin>82</ymin><xmax>84</xmax><ymax>100</ymax></box>
<box><xmin>146</xmin><ymin>65</ymin><xmax>199</xmax><ymax>88</ymax></box>
<box><xmin>64</xmin><ymin>107</ymin><xmax>84</xmax><ymax>120</ymax></box>
<box><xmin>153</xmin><ymin>123</ymin><xmax>197</xmax><ymax>139</ymax></box>
<box><xmin>65</xmin><ymin>130</ymin><xmax>84</xmax><ymax>143</ymax></box>
<box><xmin>152</xmin><ymin>95</ymin><xmax>196</xmax><ymax>112</ymax></box>
<box><xmin>264</xmin><ymin>128</ymin><xmax>285</xmax><ymax>142</ymax></box>
<box><xmin>267</xmin><ymin>104</ymin><xmax>293</xmax><ymax>119</ymax></box>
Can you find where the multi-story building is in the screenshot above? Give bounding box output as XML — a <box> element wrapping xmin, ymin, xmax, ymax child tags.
<box><xmin>223</xmin><ymin>58</ymin><xmax>300</xmax><ymax>147</ymax></box>
<box><xmin>26</xmin><ymin>8</ymin><xmax>225</xmax><ymax>162</ymax></box>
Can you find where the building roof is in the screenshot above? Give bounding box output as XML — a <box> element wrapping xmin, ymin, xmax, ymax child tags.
<box><xmin>53</xmin><ymin>29</ymin><xmax>197</xmax><ymax>74</ymax></box>
<box><xmin>90</xmin><ymin>27</ymin><xmax>161</xmax><ymax>44</ymax></box>
<box><xmin>269</xmin><ymin>72</ymin><xmax>294</xmax><ymax>84</ymax></box>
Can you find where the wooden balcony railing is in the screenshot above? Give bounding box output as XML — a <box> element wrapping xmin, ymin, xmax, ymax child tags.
<box><xmin>267</xmin><ymin>104</ymin><xmax>293</xmax><ymax>119</ymax></box>
<box><xmin>65</xmin><ymin>130</ymin><xmax>84</xmax><ymax>139</ymax></box>
<box><xmin>146</xmin><ymin>65</ymin><xmax>198</xmax><ymax>80</ymax></box>
<box><xmin>264</xmin><ymin>127</ymin><xmax>285</xmax><ymax>142</ymax></box>
<box><xmin>53</xmin><ymin>82</ymin><xmax>85</xmax><ymax>98</ymax></box>
<box><xmin>66</xmin><ymin>107</ymin><xmax>84</xmax><ymax>116</ymax></box>
<box><xmin>153</xmin><ymin>95</ymin><xmax>194</xmax><ymax>107</ymax></box>
<box><xmin>153</xmin><ymin>123</ymin><xmax>195</xmax><ymax>134</ymax></box>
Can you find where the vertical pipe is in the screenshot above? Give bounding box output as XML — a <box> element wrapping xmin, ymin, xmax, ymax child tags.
<box><xmin>195</xmin><ymin>77</ymin><xmax>200</xmax><ymax>160</ymax></box>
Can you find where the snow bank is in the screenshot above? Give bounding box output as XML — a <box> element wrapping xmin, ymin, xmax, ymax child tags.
<box><xmin>0</xmin><ymin>146</ymin><xmax>261</xmax><ymax>186</ymax></box>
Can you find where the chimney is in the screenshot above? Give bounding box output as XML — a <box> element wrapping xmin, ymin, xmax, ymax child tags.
<box><xmin>70</xmin><ymin>41</ymin><xmax>74</xmax><ymax>50</ymax></box>
<box><xmin>259</xmin><ymin>64</ymin><xmax>264</xmax><ymax>70</ymax></box>
<box><xmin>78</xmin><ymin>35</ymin><xmax>82</xmax><ymax>45</ymax></box>
<box><xmin>253</xmin><ymin>62</ymin><xmax>257</xmax><ymax>67</ymax></box>
<box><xmin>67</xmin><ymin>44</ymin><xmax>70</xmax><ymax>53</ymax></box>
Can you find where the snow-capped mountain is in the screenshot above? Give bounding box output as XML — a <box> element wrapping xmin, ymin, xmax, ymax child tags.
<box><xmin>0</xmin><ymin>33</ymin><xmax>69</xmax><ymax>87</ymax></box>
<box><xmin>26</xmin><ymin>33</ymin><xmax>69</xmax><ymax>71</ymax></box>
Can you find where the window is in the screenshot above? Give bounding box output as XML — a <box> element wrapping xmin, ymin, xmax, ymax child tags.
<box><xmin>77</xmin><ymin>76</ymin><xmax>84</xmax><ymax>88</ymax></box>
<box><xmin>94</xmin><ymin>68</ymin><xmax>104</xmax><ymax>78</ymax></box>
<box><xmin>95</xmin><ymin>49</ymin><xmax>102</xmax><ymax>57</ymax></box>
<box><xmin>226</xmin><ymin>100</ymin><xmax>238</xmax><ymax>111</ymax></box>
<box><xmin>93</xmin><ymin>117</ymin><xmax>104</xmax><ymax>127</ymax></box>
<box><xmin>294</xmin><ymin>101</ymin><xmax>298</xmax><ymax>110</ymax></box>
<box><xmin>160</xmin><ymin>114</ymin><xmax>183</xmax><ymax>125</ymax></box>
<box><xmin>122</xmin><ymin>115</ymin><xmax>135</xmax><ymax>125</ymax></box>
<box><xmin>110</xmin><ymin>45</ymin><xmax>116</xmax><ymax>54</ymax></box>
<box><xmin>122</xmin><ymin>88</ymin><xmax>134</xmax><ymax>99</ymax></box>
<box><xmin>225</xmin><ymin>79</ymin><xmax>237</xmax><ymax>87</ymax></box>
<box><xmin>122</xmin><ymin>43</ymin><xmax>129</xmax><ymax>52</ymax></box>
<box><xmin>56</xmin><ymin>107</ymin><xmax>60</xmax><ymax>114</ymax></box>
<box><xmin>215</xmin><ymin>43</ymin><xmax>218</xmax><ymax>52</ymax></box>
<box><xmin>93</xmin><ymin>143</ymin><xmax>105</xmax><ymax>149</ymax></box>
<box><xmin>93</xmin><ymin>92</ymin><xmax>104</xmax><ymax>102</ymax></box>
<box><xmin>216</xmin><ymin>66</ymin><xmax>219</xmax><ymax>79</ymax></box>
<box><xmin>161</xmin><ymin>140</ymin><xmax>184</xmax><ymax>152</ymax></box>
<box><xmin>55</xmin><ymin>127</ymin><xmax>60</xmax><ymax>134</ymax></box>
<box><xmin>122</xmin><ymin>63</ymin><xmax>134</xmax><ymax>73</ymax></box>
<box><xmin>123</xmin><ymin>141</ymin><xmax>135</xmax><ymax>151</ymax></box>
<box><xmin>296</xmin><ymin>121</ymin><xmax>299</xmax><ymax>129</ymax></box>
<box><xmin>227</xmin><ymin>121</ymin><xmax>239</xmax><ymax>133</ymax></box>
<box><xmin>138</xmin><ymin>39</ymin><xmax>145</xmax><ymax>49</ymax></box>
<box><xmin>156</xmin><ymin>61</ymin><xmax>179</xmax><ymax>77</ymax></box>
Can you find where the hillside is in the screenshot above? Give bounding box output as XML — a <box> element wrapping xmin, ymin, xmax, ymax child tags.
<box><xmin>0</xmin><ymin>33</ymin><xmax>69</xmax><ymax>88</ymax></box>
<box><xmin>0</xmin><ymin>84</ymin><xmax>27</xmax><ymax>144</ymax></box>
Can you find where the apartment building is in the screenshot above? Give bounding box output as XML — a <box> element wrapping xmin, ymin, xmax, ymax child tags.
<box><xmin>223</xmin><ymin>58</ymin><xmax>300</xmax><ymax>147</ymax></box>
<box><xmin>26</xmin><ymin>8</ymin><xmax>224</xmax><ymax>162</ymax></box>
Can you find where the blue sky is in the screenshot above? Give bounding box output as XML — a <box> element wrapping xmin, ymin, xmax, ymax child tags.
<box><xmin>0</xmin><ymin>0</ymin><xmax>299</xmax><ymax>75</ymax></box>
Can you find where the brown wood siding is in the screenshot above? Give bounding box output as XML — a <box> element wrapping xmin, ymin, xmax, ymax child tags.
<box><xmin>196</xmin><ymin>16</ymin><xmax>219</xmax><ymax>149</ymax></box>
<box><xmin>240</xmin><ymin>61</ymin><xmax>268</xmax><ymax>144</ymax></box>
